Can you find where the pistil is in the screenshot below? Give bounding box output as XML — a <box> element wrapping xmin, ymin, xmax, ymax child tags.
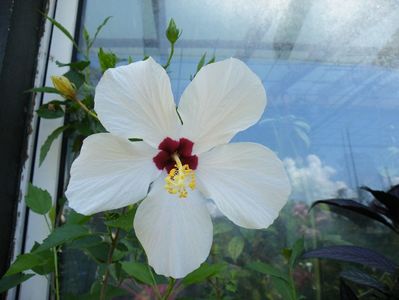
<box><xmin>164</xmin><ymin>153</ymin><xmax>196</xmax><ymax>198</ymax></box>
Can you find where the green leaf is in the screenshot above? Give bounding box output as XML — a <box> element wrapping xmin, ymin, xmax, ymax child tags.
<box><xmin>86</xmin><ymin>242</ymin><xmax>125</xmax><ymax>263</ymax></box>
<box><xmin>34</xmin><ymin>224</ymin><xmax>89</xmax><ymax>252</ymax></box>
<box><xmin>64</xmin><ymin>69</ymin><xmax>85</xmax><ymax>89</ymax></box>
<box><xmin>64</xmin><ymin>285</ymin><xmax>126</xmax><ymax>300</ymax></box>
<box><xmin>105</xmin><ymin>206</ymin><xmax>136</xmax><ymax>231</ymax></box>
<box><xmin>289</xmin><ymin>238</ymin><xmax>304</xmax><ymax>269</ymax></box>
<box><xmin>89</xmin><ymin>16</ymin><xmax>112</xmax><ymax>49</ymax></box>
<box><xmin>196</xmin><ymin>53</ymin><xmax>206</xmax><ymax>73</ymax></box>
<box><xmin>69</xmin><ymin>235</ymin><xmax>103</xmax><ymax>249</ymax></box>
<box><xmin>39</xmin><ymin>125</ymin><xmax>70</xmax><ymax>165</ymax></box>
<box><xmin>0</xmin><ymin>273</ymin><xmax>34</xmax><ymax>293</ymax></box>
<box><xmin>5</xmin><ymin>253</ymin><xmax>44</xmax><ymax>276</ymax></box>
<box><xmin>214</xmin><ymin>222</ymin><xmax>233</xmax><ymax>235</ymax></box>
<box><xmin>83</xmin><ymin>27</ymin><xmax>90</xmax><ymax>48</ymax></box>
<box><xmin>66</xmin><ymin>209</ymin><xmax>91</xmax><ymax>225</ymax></box>
<box><xmin>30</xmin><ymin>252</ymin><xmax>54</xmax><ymax>275</ymax></box>
<box><xmin>227</xmin><ymin>236</ymin><xmax>245</xmax><ymax>261</ymax></box>
<box><xmin>25</xmin><ymin>243</ymin><xmax>54</xmax><ymax>275</ymax></box>
<box><xmin>43</xmin><ymin>14</ymin><xmax>79</xmax><ymax>50</ymax></box>
<box><xmin>190</xmin><ymin>53</ymin><xmax>205</xmax><ymax>80</ymax></box>
<box><xmin>207</xmin><ymin>55</ymin><xmax>216</xmax><ymax>65</ymax></box>
<box><xmin>27</xmin><ymin>87</ymin><xmax>60</xmax><ymax>94</ymax></box>
<box><xmin>36</xmin><ymin>102</ymin><xmax>64</xmax><ymax>119</ymax></box>
<box><xmin>98</xmin><ymin>48</ymin><xmax>117</xmax><ymax>73</ymax></box>
<box><xmin>121</xmin><ymin>262</ymin><xmax>154</xmax><ymax>285</ymax></box>
<box><xmin>25</xmin><ymin>183</ymin><xmax>52</xmax><ymax>215</ymax></box>
<box><xmin>282</xmin><ymin>248</ymin><xmax>293</xmax><ymax>262</ymax></box>
<box><xmin>247</xmin><ymin>261</ymin><xmax>289</xmax><ymax>283</ymax></box>
<box><xmin>272</xmin><ymin>277</ymin><xmax>294</xmax><ymax>300</ymax></box>
<box><xmin>182</xmin><ymin>263</ymin><xmax>226</xmax><ymax>286</ymax></box>
<box><xmin>56</xmin><ymin>60</ymin><xmax>90</xmax><ymax>71</ymax></box>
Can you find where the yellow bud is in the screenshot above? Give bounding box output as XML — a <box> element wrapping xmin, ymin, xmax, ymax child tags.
<box><xmin>51</xmin><ymin>75</ymin><xmax>76</xmax><ymax>99</ymax></box>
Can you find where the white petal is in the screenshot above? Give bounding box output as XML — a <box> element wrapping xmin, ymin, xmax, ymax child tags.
<box><xmin>134</xmin><ymin>177</ymin><xmax>213</xmax><ymax>278</ymax></box>
<box><xmin>66</xmin><ymin>133</ymin><xmax>160</xmax><ymax>215</ymax></box>
<box><xmin>178</xmin><ymin>58</ymin><xmax>266</xmax><ymax>154</ymax></box>
<box><xmin>95</xmin><ymin>57</ymin><xmax>180</xmax><ymax>148</ymax></box>
<box><xmin>196</xmin><ymin>143</ymin><xmax>291</xmax><ymax>229</ymax></box>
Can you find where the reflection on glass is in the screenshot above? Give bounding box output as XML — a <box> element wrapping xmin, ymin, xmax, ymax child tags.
<box><xmin>61</xmin><ymin>0</ymin><xmax>399</xmax><ymax>298</ymax></box>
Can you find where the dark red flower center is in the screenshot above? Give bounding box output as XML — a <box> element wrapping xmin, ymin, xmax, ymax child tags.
<box><xmin>153</xmin><ymin>137</ymin><xmax>198</xmax><ymax>173</ymax></box>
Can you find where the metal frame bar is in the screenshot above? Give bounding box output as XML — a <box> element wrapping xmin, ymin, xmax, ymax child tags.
<box><xmin>8</xmin><ymin>1</ymin><xmax>80</xmax><ymax>299</ymax></box>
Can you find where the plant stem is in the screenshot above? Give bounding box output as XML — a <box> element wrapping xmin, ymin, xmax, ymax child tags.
<box><xmin>73</xmin><ymin>96</ymin><xmax>99</xmax><ymax>120</ymax></box>
<box><xmin>44</xmin><ymin>215</ymin><xmax>60</xmax><ymax>300</ymax></box>
<box><xmin>310</xmin><ymin>210</ymin><xmax>322</xmax><ymax>300</ymax></box>
<box><xmin>288</xmin><ymin>267</ymin><xmax>297</xmax><ymax>300</ymax></box>
<box><xmin>163</xmin><ymin>42</ymin><xmax>175</xmax><ymax>69</ymax></box>
<box><xmin>162</xmin><ymin>278</ymin><xmax>176</xmax><ymax>300</ymax></box>
<box><xmin>99</xmin><ymin>227</ymin><xmax>121</xmax><ymax>300</ymax></box>
<box><xmin>210</xmin><ymin>278</ymin><xmax>222</xmax><ymax>300</ymax></box>
<box><xmin>53</xmin><ymin>247</ymin><xmax>60</xmax><ymax>300</ymax></box>
<box><xmin>147</xmin><ymin>263</ymin><xmax>162</xmax><ymax>300</ymax></box>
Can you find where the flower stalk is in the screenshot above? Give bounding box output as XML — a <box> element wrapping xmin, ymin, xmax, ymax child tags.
<box><xmin>99</xmin><ymin>226</ymin><xmax>121</xmax><ymax>300</ymax></box>
<box><xmin>163</xmin><ymin>42</ymin><xmax>174</xmax><ymax>70</ymax></box>
<box><xmin>72</xmin><ymin>96</ymin><xmax>99</xmax><ymax>120</ymax></box>
<box><xmin>162</xmin><ymin>278</ymin><xmax>176</xmax><ymax>300</ymax></box>
<box><xmin>44</xmin><ymin>215</ymin><xmax>60</xmax><ymax>300</ymax></box>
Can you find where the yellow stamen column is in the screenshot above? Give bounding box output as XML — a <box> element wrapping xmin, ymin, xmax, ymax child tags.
<box><xmin>164</xmin><ymin>153</ymin><xmax>196</xmax><ymax>198</ymax></box>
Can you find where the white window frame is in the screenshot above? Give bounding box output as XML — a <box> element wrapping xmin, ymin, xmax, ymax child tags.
<box><xmin>8</xmin><ymin>1</ymin><xmax>80</xmax><ymax>299</ymax></box>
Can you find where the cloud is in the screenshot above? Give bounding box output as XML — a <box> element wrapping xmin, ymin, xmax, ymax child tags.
<box><xmin>284</xmin><ymin>154</ymin><xmax>355</xmax><ymax>202</ymax></box>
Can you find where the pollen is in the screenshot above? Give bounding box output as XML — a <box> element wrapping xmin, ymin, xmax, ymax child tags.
<box><xmin>164</xmin><ymin>153</ymin><xmax>196</xmax><ymax>198</ymax></box>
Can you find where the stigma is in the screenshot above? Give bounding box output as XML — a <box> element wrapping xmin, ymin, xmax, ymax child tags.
<box><xmin>165</xmin><ymin>153</ymin><xmax>196</xmax><ymax>198</ymax></box>
<box><xmin>152</xmin><ymin>137</ymin><xmax>198</xmax><ymax>199</ymax></box>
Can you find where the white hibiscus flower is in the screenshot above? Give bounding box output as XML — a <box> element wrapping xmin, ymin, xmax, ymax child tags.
<box><xmin>66</xmin><ymin>57</ymin><xmax>291</xmax><ymax>278</ymax></box>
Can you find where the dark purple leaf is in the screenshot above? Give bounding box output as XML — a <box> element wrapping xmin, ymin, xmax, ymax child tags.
<box><xmin>311</xmin><ymin>199</ymin><xmax>397</xmax><ymax>232</ymax></box>
<box><xmin>302</xmin><ymin>246</ymin><xmax>398</xmax><ymax>274</ymax></box>
<box><xmin>340</xmin><ymin>279</ymin><xmax>359</xmax><ymax>300</ymax></box>
<box><xmin>388</xmin><ymin>185</ymin><xmax>399</xmax><ymax>199</ymax></box>
<box><xmin>340</xmin><ymin>270</ymin><xmax>387</xmax><ymax>294</ymax></box>
<box><xmin>362</xmin><ymin>186</ymin><xmax>399</xmax><ymax>222</ymax></box>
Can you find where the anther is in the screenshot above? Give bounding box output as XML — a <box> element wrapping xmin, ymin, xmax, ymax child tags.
<box><xmin>164</xmin><ymin>153</ymin><xmax>196</xmax><ymax>198</ymax></box>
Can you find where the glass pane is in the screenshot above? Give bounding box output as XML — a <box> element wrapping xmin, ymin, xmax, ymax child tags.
<box><xmin>61</xmin><ymin>0</ymin><xmax>399</xmax><ymax>299</ymax></box>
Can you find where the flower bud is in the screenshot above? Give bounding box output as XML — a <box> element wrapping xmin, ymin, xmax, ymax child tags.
<box><xmin>165</xmin><ymin>18</ymin><xmax>180</xmax><ymax>44</ymax></box>
<box><xmin>51</xmin><ymin>75</ymin><xmax>76</xmax><ymax>99</ymax></box>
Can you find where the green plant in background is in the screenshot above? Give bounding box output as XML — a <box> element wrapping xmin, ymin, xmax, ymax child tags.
<box><xmin>248</xmin><ymin>238</ymin><xmax>305</xmax><ymax>300</ymax></box>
